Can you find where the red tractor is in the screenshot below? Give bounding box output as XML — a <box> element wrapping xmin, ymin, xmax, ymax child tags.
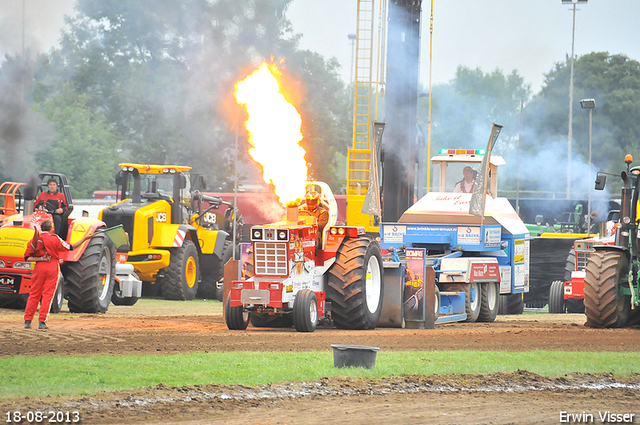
<box><xmin>549</xmin><ymin>213</ymin><xmax>618</xmax><ymax>314</ymax></box>
<box><xmin>0</xmin><ymin>173</ymin><xmax>138</xmax><ymax>313</ymax></box>
<box><xmin>225</xmin><ymin>181</ymin><xmax>384</xmax><ymax>332</ymax></box>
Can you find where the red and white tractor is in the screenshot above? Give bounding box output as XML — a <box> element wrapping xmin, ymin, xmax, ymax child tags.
<box><xmin>549</xmin><ymin>214</ymin><xmax>618</xmax><ymax>314</ymax></box>
<box><xmin>225</xmin><ymin>181</ymin><xmax>384</xmax><ymax>332</ymax></box>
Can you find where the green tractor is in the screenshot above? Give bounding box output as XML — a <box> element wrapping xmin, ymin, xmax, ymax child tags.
<box><xmin>584</xmin><ymin>154</ymin><xmax>640</xmax><ymax>327</ymax></box>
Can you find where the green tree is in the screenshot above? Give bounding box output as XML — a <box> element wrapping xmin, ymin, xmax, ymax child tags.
<box><xmin>420</xmin><ymin>66</ymin><xmax>531</xmax><ymax>152</ymax></box>
<box><xmin>523</xmin><ymin>52</ymin><xmax>640</xmax><ymax>195</ymax></box>
<box><xmin>33</xmin><ymin>0</ymin><xmax>350</xmax><ymax>193</ymax></box>
<box><xmin>34</xmin><ymin>85</ymin><xmax>119</xmax><ymax>198</ymax></box>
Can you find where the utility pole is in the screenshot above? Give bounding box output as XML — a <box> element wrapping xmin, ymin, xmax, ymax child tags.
<box><xmin>563</xmin><ymin>0</ymin><xmax>588</xmax><ymax>199</ymax></box>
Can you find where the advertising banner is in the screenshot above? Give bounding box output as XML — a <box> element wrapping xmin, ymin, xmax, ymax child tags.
<box><xmin>404</xmin><ymin>248</ymin><xmax>426</xmax><ymax>323</ymax></box>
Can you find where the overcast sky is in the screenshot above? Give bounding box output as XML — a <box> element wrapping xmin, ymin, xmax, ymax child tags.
<box><xmin>1</xmin><ymin>1</ymin><xmax>638</xmax><ymax>94</ymax></box>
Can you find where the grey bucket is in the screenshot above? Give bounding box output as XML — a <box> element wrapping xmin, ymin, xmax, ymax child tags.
<box><xmin>331</xmin><ymin>344</ymin><xmax>380</xmax><ymax>369</ymax></box>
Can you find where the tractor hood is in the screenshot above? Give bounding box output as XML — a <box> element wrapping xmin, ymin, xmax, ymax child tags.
<box><xmin>398</xmin><ymin>192</ymin><xmax>528</xmax><ymax>236</ymax></box>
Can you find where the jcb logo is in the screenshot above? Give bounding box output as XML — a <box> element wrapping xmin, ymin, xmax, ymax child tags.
<box><xmin>156</xmin><ymin>212</ymin><xmax>167</xmax><ymax>223</ymax></box>
<box><xmin>203</xmin><ymin>212</ymin><xmax>217</xmax><ymax>224</ymax></box>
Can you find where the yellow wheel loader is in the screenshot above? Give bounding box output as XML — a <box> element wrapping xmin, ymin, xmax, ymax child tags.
<box><xmin>99</xmin><ymin>164</ymin><xmax>238</xmax><ymax>300</ymax></box>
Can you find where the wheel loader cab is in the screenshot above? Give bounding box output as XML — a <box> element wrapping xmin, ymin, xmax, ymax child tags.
<box><xmin>35</xmin><ymin>173</ymin><xmax>74</xmax><ymax>239</ymax></box>
<box><xmin>116</xmin><ymin>165</ymin><xmax>191</xmax><ymax>225</ymax></box>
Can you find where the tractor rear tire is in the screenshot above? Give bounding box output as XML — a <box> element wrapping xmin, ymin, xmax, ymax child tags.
<box><xmin>477</xmin><ymin>282</ymin><xmax>500</xmax><ymax>322</ymax></box>
<box><xmin>66</xmin><ymin>232</ymin><xmax>116</xmax><ymax>313</ymax></box>
<box><xmin>293</xmin><ymin>289</ymin><xmax>318</xmax><ymax>332</ymax></box>
<box><xmin>326</xmin><ymin>237</ymin><xmax>384</xmax><ymax>330</ymax></box>
<box><xmin>197</xmin><ymin>240</ymin><xmax>233</xmax><ymax>300</ymax></box>
<box><xmin>549</xmin><ymin>280</ymin><xmax>566</xmax><ymax>313</ymax></box>
<box><xmin>225</xmin><ymin>296</ymin><xmax>249</xmax><ymax>330</ymax></box>
<box><xmin>564</xmin><ymin>249</ymin><xmax>576</xmax><ymax>281</ymax></box>
<box><xmin>49</xmin><ymin>273</ymin><xmax>65</xmax><ymax>314</ymax></box>
<box><xmin>158</xmin><ymin>240</ymin><xmax>199</xmax><ymax>301</ymax></box>
<box><xmin>584</xmin><ymin>250</ymin><xmax>630</xmax><ymax>328</ymax></box>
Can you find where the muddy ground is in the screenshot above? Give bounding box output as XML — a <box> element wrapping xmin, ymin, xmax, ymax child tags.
<box><xmin>1</xmin><ymin>300</ymin><xmax>639</xmax><ymax>424</ymax></box>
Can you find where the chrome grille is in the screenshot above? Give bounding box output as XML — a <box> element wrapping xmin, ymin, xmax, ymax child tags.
<box><xmin>254</xmin><ymin>242</ymin><xmax>288</xmax><ymax>275</ymax></box>
<box><xmin>576</xmin><ymin>251</ymin><xmax>592</xmax><ymax>271</ymax></box>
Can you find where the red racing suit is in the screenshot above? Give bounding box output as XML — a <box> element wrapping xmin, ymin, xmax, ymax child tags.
<box><xmin>23</xmin><ymin>231</ymin><xmax>73</xmax><ymax>323</ymax></box>
<box><xmin>36</xmin><ymin>190</ymin><xmax>67</xmax><ymax>212</ymax></box>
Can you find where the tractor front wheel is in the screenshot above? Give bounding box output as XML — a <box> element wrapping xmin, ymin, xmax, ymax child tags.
<box><xmin>158</xmin><ymin>240</ymin><xmax>199</xmax><ymax>301</ymax></box>
<box><xmin>549</xmin><ymin>280</ymin><xmax>566</xmax><ymax>313</ymax></box>
<box><xmin>225</xmin><ymin>296</ymin><xmax>249</xmax><ymax>330</ymax></box>
<box><xmin>66</xmin><ymin>232</ymin><xmax>116</xmax><ymax>313</ymax></box>
<box><xmin>584</xmin><ymin>250</ymin><xmax>630</xmax><ymax>328</ymax></box>
<box><xmin>327</xmin><ymin>237</ymin><xmax>384</xmax><ymax>330</ymax></box>
<box><xmin>293</xmin><ymin>289</ymin><xmax>318</xmax><ymax>332</ymax></box>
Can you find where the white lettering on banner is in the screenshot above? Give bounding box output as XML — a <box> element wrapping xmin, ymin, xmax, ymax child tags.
<box><xmin>383</xmin><ymin>225</ymin><xmax>406</xmax><ymax>243</ymax></box>
<box><xmin>470</xmin><ymin>263</ymin><xmax>500</xmax><ymax>281</ymax></box>
<box><xmin>458</xmin><ymin>226</ymin><xmax>480</xmax><ymax>245</ymax></box>
<box><xmin>407</xmin><ymin>226</ymin><xmax>457</xmax><ymax>232</ymax></box>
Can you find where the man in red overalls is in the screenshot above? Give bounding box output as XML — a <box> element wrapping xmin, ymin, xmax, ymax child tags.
<box><xmin>23</xmin><ymin>218</ymin><xmax>93</xmax><ymax>330</ymax></box>
<box><xmin>36</xmin><ymin>179</ymin><xmax>68</xmax><ymax>235</ymax></box>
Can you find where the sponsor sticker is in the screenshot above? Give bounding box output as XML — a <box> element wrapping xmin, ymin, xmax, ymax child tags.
<box><xmin>383</xmin><ymin>225</ymin><xmax>406</xmax><ymax>243</ymax></box>
<box><xmin>457</xmin><ymin>226</ymin><xmax>481</xmax><ymax>245</ymax></box>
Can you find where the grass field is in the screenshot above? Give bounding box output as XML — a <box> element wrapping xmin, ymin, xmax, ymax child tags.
<box><xmin>2</xmin><ymin>350</ymin><xmax>639</xmax><ymax>399</ymax></box>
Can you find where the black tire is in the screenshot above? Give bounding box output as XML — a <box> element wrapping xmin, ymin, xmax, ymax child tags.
<box><xmin>477</xmin><ymin>282</ymin><xmax>500</xmax><ymax>322</ymax></box>
<box><xmin>225</xmin><ymin>296</ymin><xmax>249</xmax><ymax>330</ymax></box>
<box><xmin>564</xmin><ymin>249</ymin><xmax>576</xmax><ymax>281</ymax></box>
<box><xmin>565</xmin><ymin>298</ymin><xmax>585</xmax><ymax>313</ymax></box>
<box><xmin>111</xmin><ymin>280</ymin><xmax>139</xmax><ymax>306</ymax></box>
<box><xmin>49</xmin><ymin>273</ymin><xmax>65</xmax><ymax>314</ymax></box>
<box><xmin>197</xmin><ymin>240</ymin><xmax>233</xmax><ymax>300</ymax></box>
<box><xmin>293</xmin><ymin>289</ymin><xmax>318</xmax><ymax>332</ymax></box>
<box><xmin>65</xmin><ymin>232</ymin><xmax>116</xmax><ymax>313</ymax></box>
<box><xmin>326</xmin><ymin>237</ymin><xmax>384</xmax><ymax>330</ymax></box>
<box><xmin>434</xmin><ymin>286</ymin><xmax>441</xmax><ymax>321</ymax></box>
<box><xmin>249</xmin><ymin>313</ymin><xmax>293</xmax><ymax>328</ymax></box>
<box><xmin>141</xmin><ymin>280</ymin><xmax>161</xmax><ymax>298</ymax></box>
<box><xmin>444</xmin><ymin>282</ymin><xmax>481</xmax><ymax>322</ymax></box>
<box><xmin>499</xmin><ymin>293</ymin><xmax>524</xmax><ymax>315</ymax></box>
<box><xmin>549</xmin><ymin>280</ymin><xmax>566</xmax><ymax>314</ymax></box>
<box><xmin>584</xmin><ymin>250</ymin><xmax>631</xmax><ymax>328</ymax></box>
<box><xmin>158</xmin><ymin>240</ymin><xmax>199</xmax><ymax>301</ymax></box>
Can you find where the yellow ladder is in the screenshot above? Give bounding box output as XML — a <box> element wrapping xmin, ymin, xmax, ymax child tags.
<box><xmin>347</xmin><ymin>0</ymin><xmax>382</xmax><ymax>230</ymax></box>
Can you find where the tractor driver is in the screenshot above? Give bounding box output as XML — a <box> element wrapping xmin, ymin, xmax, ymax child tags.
<box><xmin>300</xmin><ymin>191</ymin><xmax>329</xmax><ymax>238</ymax></box>
<box><xmin>453</xmin><ymin>166</ymin><xmax>477</xmax><ymax>193</ymax></box>
<box><xmin>36</xmin><ymin>179</ymin><xmax>68</xmax><ymax>235</ymax></box>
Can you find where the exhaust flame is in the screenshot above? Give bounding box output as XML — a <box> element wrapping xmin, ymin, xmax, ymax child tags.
<box><xmin>235</xmin><ymin>63</ymin><xmax>307</xmax><ymax>205</ymax></box>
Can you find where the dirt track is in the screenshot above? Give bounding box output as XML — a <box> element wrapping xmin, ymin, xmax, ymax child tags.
<box><xmin>1</xmin><ymin>300</ymin><xmax>640</xmax><ymax>424</ymax></box>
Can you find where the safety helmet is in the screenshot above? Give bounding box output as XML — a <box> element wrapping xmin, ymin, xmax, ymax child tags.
<box><xmin>305</xmin><ymin>191</ymin><xmax>320</xmax><ymax>210</ymax></box>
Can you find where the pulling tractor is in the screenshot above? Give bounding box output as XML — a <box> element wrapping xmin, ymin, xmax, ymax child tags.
<box><xmin>0</xmin><ymin>173</ymin><xmax>135</xmax><ymax>313</ymax></box>
<box><xmin>581</xmin><ymin>154</ymin><xmax>640</xmax><ymax>327</ymax></box>
<box><xmin>548</xmin><ymin>213</ymin><xmax>617</xmax><ymax>314</ymax></box>
<box><xmin>99</xmin><ymin>164</ymin><xmax>240</xmax><ymax>301</ymax></box>
<box><xmin>380</xmin><ymin>148</ymin><xmax>529</xmax><ymax>324</ymax></box>
<box><xmin>225</xmin><ymin>181</ymin><xmax>384</xmax><ymax>332</ymax></box>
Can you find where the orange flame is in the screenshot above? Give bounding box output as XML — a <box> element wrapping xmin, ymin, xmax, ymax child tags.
<box><xmin>234</xmin><ymin>63</ymin><xmax>307</xmax><ymax>205</ymax></box>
